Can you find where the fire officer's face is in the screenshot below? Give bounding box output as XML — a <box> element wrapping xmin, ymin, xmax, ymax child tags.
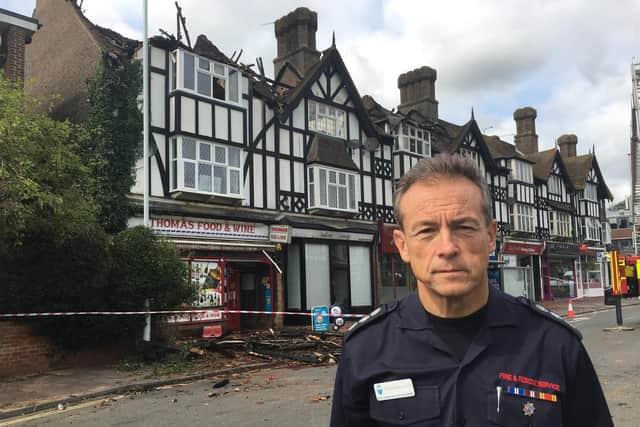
<box><xmin>393</xmin><ymin>177</ymin><xmax>497</xmax><ymax>301</ymax></box>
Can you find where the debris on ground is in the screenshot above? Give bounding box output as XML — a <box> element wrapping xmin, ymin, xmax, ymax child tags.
<box><xmin>213</xmin><ymin>379</ymin><xmax>229</xmax><ymax>389</ymax></box>
<box><xmin>199</xmin><ymin>328</ymin><xmax>343</xmax><ymax>366</ymax></box>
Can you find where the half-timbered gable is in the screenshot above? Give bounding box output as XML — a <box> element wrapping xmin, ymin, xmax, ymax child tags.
<box><xmin>565</xmin><ymin>154</ymin><xmax>613</xmax><ymax>243</ymax></box>
<box><xmin>276</xmin><ymin>47</ymin><xmax>394</xmax><ymax>224</ymax></box>
<box><xmin>526</xmin><ymin>149</ymin><xmax>576</xmax><ymax>242</ymax></box>
<box><xmin>362</xmin><ymin>95</ymin><xmax>433</xmax><ymax>182</ymax></box>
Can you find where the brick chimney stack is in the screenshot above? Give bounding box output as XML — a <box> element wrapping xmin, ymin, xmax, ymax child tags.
<box><xmin>273</xmin><ymin>7</ymin><xmax>320</xmax><ymax>84</ymax></box>
<box><xmin>397</xmin><ymin>66</ymin><xmax>438</xmax><ymax>122</ymax></box>
<box><xmin>513</xmin><ymin>107</ymin><xmax>539</xmax><ymax>154</ymax></box>
<box><xmin>557</xmin><ymin>134</ymin><xmax>578</xmax><ymax>158</ymax></box>
<box><xmin>1</xmin><ymin>9</ymin><xmax>38</xmax><ymax>86</ymax></box>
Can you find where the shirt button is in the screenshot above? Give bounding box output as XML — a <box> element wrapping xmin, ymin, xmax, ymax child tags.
<box><xmin>398</xmin><ymin>411</ymin><xmax>405</xmax><ymax>420</ymax></box>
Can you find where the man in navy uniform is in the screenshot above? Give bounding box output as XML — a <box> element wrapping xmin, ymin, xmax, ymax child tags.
<box><xmin>330</xmin><ymin>154</ymin><xmax>612</xmax><ymax>426</ymax></box>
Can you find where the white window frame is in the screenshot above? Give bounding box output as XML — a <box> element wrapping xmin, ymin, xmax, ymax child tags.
<box><xmin>584</xmin><ymin>182</ymin><xmax>598</xmax><ymax>201</ymax></box>
<box><xmin>582</xmin><ymin>217</ymin><xmax>600</xmax><ymax>241</ymax></box>
<box><xmin>392</xmin><ymin>123</ymin><xmax>431</xmax><ymax>156</ymax></box>
<box><xmin>548</xmin><ymin>174</ymin><xmax>562</xmax><ymax>195</ymax></box>
<box><xmin>550</xmin><ymin>210</ymin><xmax>571</xmax><ymax>237</ymax></box>
<box><xmin>170</xmin><ymin>49</ymin><xmax>240</xmax><ymax>105</ymax></box>
<box><xmin>308</xmin><ymin>100</ymin><xmax>346</xmax><ymax>139</ymax></box>
<box><xmin>170</xmin><ymin>136</ymin><xmax>243</xmax><ymax>198</ymax></box>
<box><xmin>511</xmin><ymin>160</ymin><xmax>533</xmax><ymax>184</ymax></box>
<box><xmin>511</xmin><ymin>203</ymin><xmax>534</xmax><ymax>233</ymax></box>
<box><xmin>308</xmin><ymin>166</ymin><xmax>358</xmax><ymax>212</ymax></box>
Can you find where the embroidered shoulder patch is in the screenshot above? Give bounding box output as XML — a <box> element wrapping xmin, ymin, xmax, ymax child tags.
<box><xmin>516</xmin><ymin>296</ymin><xmax>582</xmax><ymax>340</ymax></box>
<box><xmin>343</xmin><ymin>301</ymin><xmax>397</xmax><ymax>343</ymax></box>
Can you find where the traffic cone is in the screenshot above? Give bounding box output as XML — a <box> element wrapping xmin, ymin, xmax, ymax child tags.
<box><xmin>567</xmin><ymin>299</ymin><xmax>575</xmax><ymax>318</ymax></box>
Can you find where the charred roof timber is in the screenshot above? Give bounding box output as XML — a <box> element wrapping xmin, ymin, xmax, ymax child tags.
<box><xmin>513</xmin><ymin>106</ymin><xmax>539</xmax><ymax>155</ymax></box>
<box><xmin>397</xmin><ymin>66</ymin><xmax>438</xmax><ymax>123</ymax></box>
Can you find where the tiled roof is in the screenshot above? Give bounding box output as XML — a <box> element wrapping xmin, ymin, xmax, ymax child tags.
<box><xmin>525</xmin><ymin>148</ymin><xmax>557</xmax><ymax>180</ymax></box>
<box><xmin>306</xmin><ymin>133</ymin><xmax>359</xmax><ymax>171</ymax></box>
<box><xmin>563</xmin><ymin>154</ymin><xmax>593</xmax><ymax>190</ymax></box>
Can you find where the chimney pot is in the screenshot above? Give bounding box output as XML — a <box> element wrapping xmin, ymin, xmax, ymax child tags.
<box><xmin>273</xmin><ymin>7</ymin><xmax>320</xmax><ymax>84</ymax></box>
<box><xmin>557</xmin><ymin>134</ymin><xmax>578</xmax><ymax>158</ymax></box>
<box><xmin>513</xmin><ymin>106</ymin><xmax>539</xmax><ymax>154</ymax></box>
<box><xmin>397</xmin><ymin>66</ymin><xmax>438</xmax><ymax>122</ymax></box>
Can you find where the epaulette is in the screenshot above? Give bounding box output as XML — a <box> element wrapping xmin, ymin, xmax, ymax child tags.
<box><xmin>343</xmin><ymin>301</ymin><xmax>398</xmax><ymax>343</ymax></box>
<box><xmin>516</xmin><ymin>296</ymin><xmax>582</xmax><ymax>340</ymax></box>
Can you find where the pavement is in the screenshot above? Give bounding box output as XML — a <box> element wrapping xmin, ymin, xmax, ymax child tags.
<box><xmin>1</xmin><ymin>294</ymin><xmax>639</xmax><ymax>422</ymax></box>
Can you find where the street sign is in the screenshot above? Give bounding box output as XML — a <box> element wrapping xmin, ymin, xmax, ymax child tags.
<box><xmin>311</xmin><ymin>306</ymin><xmax>330</xmax><ymax>332</ymax></box>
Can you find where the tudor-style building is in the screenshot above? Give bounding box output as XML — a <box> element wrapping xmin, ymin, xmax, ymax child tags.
<box><xmin>126</xmin><ymin>7</ymin><xmax>399</xmax><ymax>329</ymax></box>
<box><xmin>559</xmin><ymin>135</ymin><xmax>613</xmax><ymax>297</ymax></box>
<box><xmin>525</xmin><ymin>148</ymin><xmax>578</xmax><ymax>300</ymax></box>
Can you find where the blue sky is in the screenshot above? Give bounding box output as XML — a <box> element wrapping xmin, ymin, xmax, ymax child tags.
<box><xmin>5</xmin><ymin>0</ymin><xmax>640</xmax><ymax>202</ymax></box>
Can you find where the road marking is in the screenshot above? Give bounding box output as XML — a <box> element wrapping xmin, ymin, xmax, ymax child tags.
<box><xmin>568</xmin><ymin>317</ymin><xmax>589</xmax><ymax>323</ymax></box>
<box><xmin>0</xmin><ymin>395</ymin><xmax>125</xmax><ymax>426</ymax></box>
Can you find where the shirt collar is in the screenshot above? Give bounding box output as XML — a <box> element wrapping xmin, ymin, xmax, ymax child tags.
<box><xmin>397</xmin><ymin>285</ymin><xmax>518</xmax><ymax>330</ymax></box>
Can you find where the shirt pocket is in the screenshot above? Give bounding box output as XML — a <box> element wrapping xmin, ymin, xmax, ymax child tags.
<box><xmin>487</xmin><ymin>390</ymin><xmax>562</xmax><ymax>426</ymax></box>
<box><xmin>369</xmin><ymin>385</ymin><xmax>441</xmax><ymax>426</ymax></box>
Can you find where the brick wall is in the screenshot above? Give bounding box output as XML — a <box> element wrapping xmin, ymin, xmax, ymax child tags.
<box><xmin>4</xmin><ymin>26</ymin><xmax>28</xmax><ymax>84</ymax></box>
<box><xmin>0</xmin><ymin>321</ymin><xmax>54</xmax><ymax>378</ymax></box>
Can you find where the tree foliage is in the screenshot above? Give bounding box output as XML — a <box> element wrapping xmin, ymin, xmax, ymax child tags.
<box><xmin>0</xmin><ymin>73</ymin><xmax>96</xmax><ymax>252</ymax></box>
<box><xmin>84</xmin><ymin>57</ymin><xmax>142</xmax><ymax>234</ymax></box>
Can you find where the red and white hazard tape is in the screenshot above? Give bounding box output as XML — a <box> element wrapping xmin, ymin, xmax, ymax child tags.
<box><xmin>0</xmin><ymin>309</ymin><xmax>365</xmax><ymax>319</ymax></box>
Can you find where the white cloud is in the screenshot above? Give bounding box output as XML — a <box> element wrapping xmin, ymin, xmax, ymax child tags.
<box><xmin>9</xmin><ymin>0</ymin><xmax>640</xmax><ymax>201</ymax></box>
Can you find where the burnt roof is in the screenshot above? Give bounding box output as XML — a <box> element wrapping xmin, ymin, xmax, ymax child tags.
<box><xmin>306</xmin><ymin>133</ymin><xmax>359</xmax><ymax>171</ymax></box>
<box><xmin>70</xmin><ymin>2</ymin><xmax>140</xmax><ymax>59</ymax></box>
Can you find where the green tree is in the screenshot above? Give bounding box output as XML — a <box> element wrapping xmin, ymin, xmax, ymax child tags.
<box><xmin>0</xmin><ymin>73</ymin><xmax>96</xmax><ymax>251</ymax></box>
<box><xmin>84</xmin><ymin>57</ymin><xmax>142</xmax><ymax>234</ymax></box>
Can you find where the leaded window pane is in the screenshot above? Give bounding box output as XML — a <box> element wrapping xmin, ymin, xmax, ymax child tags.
<box><xmin>319</xmin><ymin>169</ymin><xmax>327</xmax><ymax>205</ymax></box>
<box><xmin>228</xmin><ymin>70</ymin><xmax>239</xmax><ymax>102</ymax></box>
<box><xmin>184</xmin><ymin>162</ymin><xmax>195</xmax><ymax>188</ymax></box>
<box><xmin>215</xmin><ymin>146</ymin><xmax>226</xmax><ymax>163</ymax></box>
<box><xmin>229</xmin><ymin>169</ymin><xmax>240</xmax><ymax>194</ymax></box>
<box><xmin>329</xmin><ymin>186</ymin><xmax>338</xmax><ymax>208</ymax></box>
<box><xmin>214</xmin><ymin>165</ymin><xmax>226</xmax><ymax>193</ymax></box>
<box><xmin>200</xmin><ymin>143</ymin><xmax>211</xmax><ymax>161</ymax></box>
<box><xmin>338</xmin><ymin>187</ymin><xmax>347</xmax><ymax>209</ymax></box>
<box><xmin>197</xmin><ymin>72</ymin><xmax>211</xmax><ymax>96</ymax></box>
<box><xmin>198</xmin><ymin>163</ymin><xmax>212</xmax><ymax>192</ymax></box>
<box><xmin>183</xmin><ymin>53</ymin><xmax>195</xmax><ymax>90</ymax></box>
<box><xmin>228</xmin><ymin>147</ymin><xmax>240</xmax><ymax>167</ymax></box>
<box><xmin>183</xmin><ymin>138</ymin><xmax>196</xmax><ymax>159</ymax></box>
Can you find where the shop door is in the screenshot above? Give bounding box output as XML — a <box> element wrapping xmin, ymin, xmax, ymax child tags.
<box><xmin>503</xmin><ymin>267</ymin><xmax>530</xmax><ymax>298</ymax></box>
<box><xmin>225</xmin><ymin>269</ymin><xmax>241</xmax><ymax>331</ymax></box>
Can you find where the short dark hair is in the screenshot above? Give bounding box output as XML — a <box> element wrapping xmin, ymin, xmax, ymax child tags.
<box><xmin>393</xmin><ymin>154</ymin><xmax>493</xmax><ymax>229</ymax></box>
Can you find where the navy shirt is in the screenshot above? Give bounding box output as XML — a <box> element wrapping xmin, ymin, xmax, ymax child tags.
<box><xmin>330</xmin><ymin>287</ymin><xmax>613</xmax><ymax>426</ymax></box>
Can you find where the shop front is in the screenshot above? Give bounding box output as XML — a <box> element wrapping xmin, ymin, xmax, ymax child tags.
<box><xmin>377</xmin><ymin>223</ymin><xmax>416</xmax><ymax>305</ymax></box>
<box><xmin>502</xmin><ymin>240</ymin><xmax>544</xmax><ymax>300</ymax></box>
<box><xmin>577</xmin><ymin>244</ymin><xmax>608</xmax><ymax>297</ymax></box>
<box><xmin>285</xmin><ymin>227</ymin><xmax>375</xmax><ymax>319</ymax></box>
<box><xmin>131</xmin><ymin>215</ymin><xmax>289</xmax><ymax>336</ymax></box>
<box><xmin>542</xmin><ymin>242</ymin><xmax>578</xmax><ymax>301</ymax></box>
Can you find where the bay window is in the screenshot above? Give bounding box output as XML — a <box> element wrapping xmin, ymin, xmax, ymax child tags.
<box><xmin>550</xmin><ymin>210</ymin><xmax>571</xmax><ymax>237</ymax></box>
<box><xmin>308</xmin><ymin>166</ymin><xmax>358</xmax><ymax>212</ymax></box>
<box><xmin>511</xmin><ymin>203</ymin><xmax>534</xmax><ymax>232</ymax></box>
<box><xmin>308</xmin><ymin>101</ymin><xmax>346</xmax><ymax>139</ymax></box>
<box><xmin>584</xmin><ymin>183</ymin><xmax>597</xmax><ymax>201</ymax></box>
<box><xmin>170</xmin><ymin>49</ymin><xmax>240</xmax><ymax>104</ymax></box>
<box><xmin>392</xmin><ymin>123</ymin><xmax>431</xmax><ymax>156</ymax></box>
<box><xmin>170</xmin><ymin>136</ymin><xmax>242</xmax><ymax>198</ymax></box>
<box><xmin>582</xmin><ymin>217</ymin><xmax>600</xmax><ymax>241</ymax></box>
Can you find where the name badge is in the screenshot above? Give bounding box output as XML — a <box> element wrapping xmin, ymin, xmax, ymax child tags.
<box><xmin>373</xmin><ymin>379</ymin><xmax>416</xmax><ymax>401</ymax></box>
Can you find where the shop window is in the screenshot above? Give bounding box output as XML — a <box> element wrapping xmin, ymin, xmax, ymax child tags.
<box><xmin>379</xmin><ymin>254</ymin><xmax>415</xmax><ymax>303</ymax></box>
<box><xmin>304</xmin><ymin>243</ymin><xmax>331</xmax><ymax>308</ymax></box>
<box><xmin>331</xmin><ymin>243</ymin><xmax>351</xmax><ymax>307</ymax></box>
<box><xmin>286</xmin><ymin>243</ymin><xmax>302</xmax><ymax>309</ymax></box>
<box><xmin>349</xmin><ymin>246</ymin><xmax>372</xmax><ymax>306</ymax></box>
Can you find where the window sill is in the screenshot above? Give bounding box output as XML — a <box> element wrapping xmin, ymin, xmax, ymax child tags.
<box><xmin>169</xmin><ymin>189</ymin><xmax>244</xmax><ymax>205</ymax></box>
<box><xmin>308</xmin><ymin>207</ymin><xmax>359</xmax><ymax>218</ymax></box>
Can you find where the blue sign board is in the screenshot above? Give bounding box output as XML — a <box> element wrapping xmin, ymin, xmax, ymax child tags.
<box><xmin>311</xmin><ymin>305</ymin><xmax>330</xmax><ymax>332</ymax></box>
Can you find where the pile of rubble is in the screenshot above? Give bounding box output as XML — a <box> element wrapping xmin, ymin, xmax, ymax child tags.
<box><xmin>195</xmin><ymin>328</ymin><xmax>343</xmax><ymax>365</ymax></box>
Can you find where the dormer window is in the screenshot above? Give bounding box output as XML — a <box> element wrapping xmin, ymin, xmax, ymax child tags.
<box><xmin>170</xmin><ymin>49</ymin><xmax>240</xmax><ymax>104</ymax></box>
<box><xmin>393</xmin><ymin>124</ymin><xmax>431</xmax><ymax>156</ymax></box>
<box><xmin>308</xmin><ymin>100</ymin><xmax>346</xmax><ymax>139</ymax></box>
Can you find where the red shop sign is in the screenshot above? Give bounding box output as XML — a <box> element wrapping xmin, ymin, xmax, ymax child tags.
<box><xmin>503</xmin><ymin>242</ymin><xmax>543</xmax><ymax>256</ymax></box>
<box><xmin>379</xmin><ymin>223</ymin><xmax>399</xmax><ymax>254</ymax></box>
